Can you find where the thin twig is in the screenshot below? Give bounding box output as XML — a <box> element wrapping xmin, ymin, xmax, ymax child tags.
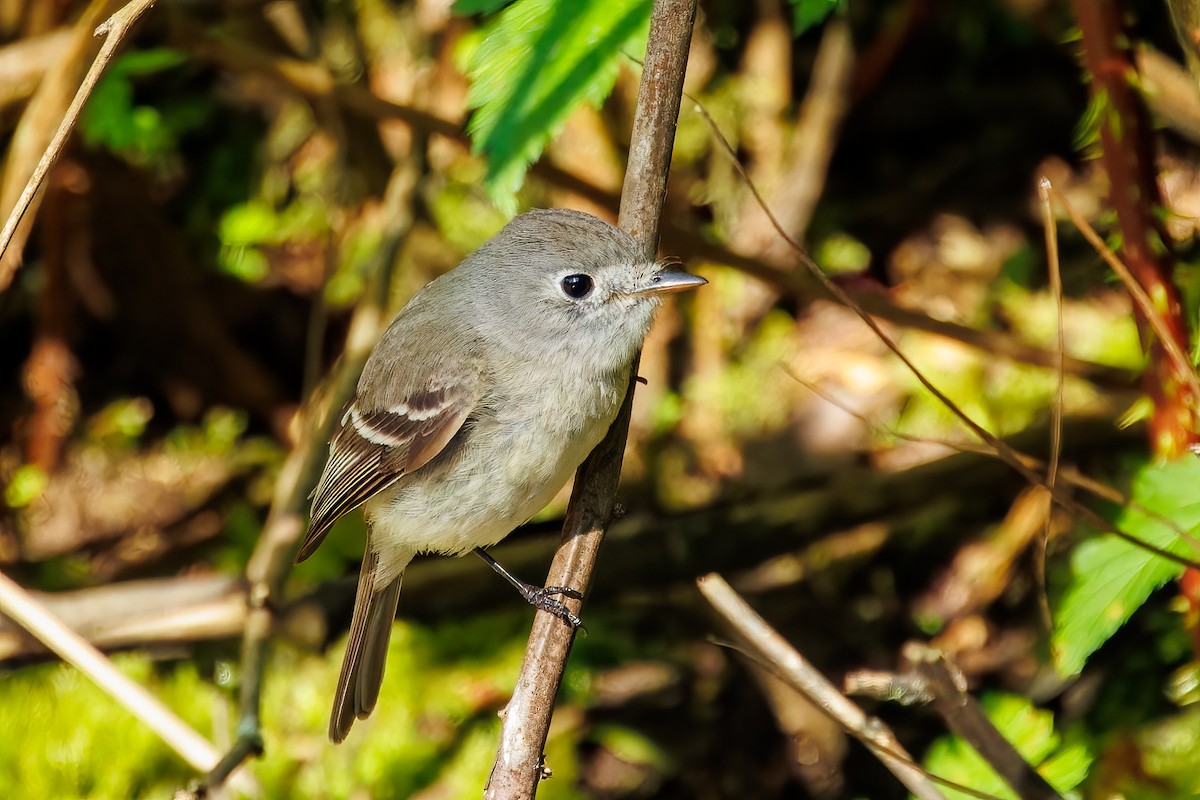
<box><xmin>902</xmin><ymin>643</ymin><xmax>1065</xmax><ymax>800</ymax></box>
<box><xmin>485</xmin><ymin>2</ymin><xmax>697</xmax><ymax>797</ymax></box>
<box><xmin>0</xmin><ymin>570</ymin><xmax>256</xmax><ymax>794</ymax></box>
<box><xmin>695</xmin><ymin>100</ymin><xmax>1200</xmax><ymax>570</ymax></box>
<box><xmin>0</xmin><ymin>0</ymin><xmax>157</xmax><ymax>288</ymax></box>
<box><xmin>1037</xmin><ymin>177</ymin><xmax>1065</xmax><ymax>630</ymax></box>
<box><xmin>1048</xmin><ymin>185</ymin><xmax>1200</xmax><ymax>403</ymax></box>
<box><xmin>781</xmin><ymin>365</ymin><xmax>1200</xmax><ymax>555</ymax></box>
<box><xmin>696</xmin><ymin>573</ymin><xmax>947</xmax><ymax>800</ymax></box>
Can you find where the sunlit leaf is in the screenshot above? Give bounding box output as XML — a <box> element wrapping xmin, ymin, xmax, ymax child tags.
<box><xmin>787</xmin><ymin>0</ymin><xmax>844</xmax><ymax>35</ymax></box>
<box><xmin>4</xmin><ymin>464</ymin><xmax>47</xmax><ymax>508</ymax></box>
<box><xmin>464</xmin><ymin>0</ymin><xmax>652</xmax><ymax>208</ymax></box>
<box><xmin>1053</xmin><ymin>458</ymin><xmax>1200</xmax><ymax>676</ymax></box>
<box><xmin>923</xmin><ymin>693</ymin><xmax>1093</xmax><ymax>800</ymax></box>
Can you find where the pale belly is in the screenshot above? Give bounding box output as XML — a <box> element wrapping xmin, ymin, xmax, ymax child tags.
<box><xmin>362</xmin><ymin>397</ymin><xmax>617</xmax><ymax>585</ymax></box>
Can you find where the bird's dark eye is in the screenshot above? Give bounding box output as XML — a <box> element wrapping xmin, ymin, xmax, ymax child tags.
<box><xmin>560</xmin><ymin>274</ymin><xmax>594</xmax><ymax>299</ymax></box>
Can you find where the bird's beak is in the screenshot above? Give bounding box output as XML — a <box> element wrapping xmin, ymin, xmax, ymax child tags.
<box><xmin>630</xmin><ymin>268</ymin><xmax>707</xmax><ymax>297</ymax></box>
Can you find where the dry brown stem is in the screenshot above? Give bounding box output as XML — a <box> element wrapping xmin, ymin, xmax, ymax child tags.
<box><xmin>1037</xmin><ymin>177</ymin><xmax>1066</xmax><ymax>629</ymax></box>
<box><xmin>0</xmin><ymin>0</ymin><xmax>157</xmax><ymax>291</ymax></box>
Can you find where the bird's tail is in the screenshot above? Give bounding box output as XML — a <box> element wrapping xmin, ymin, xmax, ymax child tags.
<box><xmin>329</xmin><ymin>548</ymin><xmax>403</xmax><ymax>743</ymax></box>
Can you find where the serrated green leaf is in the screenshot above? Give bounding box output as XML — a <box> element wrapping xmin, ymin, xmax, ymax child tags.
<box><xmin>787</xmin><ymin>0</ymin><xmax>844</xmax><ymax>35</ymax></box>
<box><xmin>464</xmin><ymin>0</ymin><xmax>652</xmax><ymax>208</ymax></box>
<box><xmin>1052</xmin><ymin>458</ymin><xmax>1200</xmax><ymax>676</ymax></box>
<box><xmin>923</xmin><ymin>693</ymin><xmax>1093</xmax><ymax>800</ymax></box>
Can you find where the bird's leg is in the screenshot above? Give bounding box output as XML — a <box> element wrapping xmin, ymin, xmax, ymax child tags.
<box><xmin>473</xmin><ymin>548</ymin><xmax>584</xmax><ymax>630</ymax></box>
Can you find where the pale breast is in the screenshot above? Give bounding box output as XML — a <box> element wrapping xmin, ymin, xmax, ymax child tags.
<box><xmin>365</xmin><ymin>368</ymin><xmax>626</xmax><ymax>580</ymax></box>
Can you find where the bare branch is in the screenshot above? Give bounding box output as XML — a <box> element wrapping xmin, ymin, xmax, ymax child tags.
<box><xmin>696</xmin><ymin>572</ymin><xmax>946</xmax><ymax>800</ymax></box>
<box><xmin>0</xmin><ymin>569</ymin><xmax>256</xmax><ymax>794</ymax></box>
<box><xmin>902</xmin><ymin>644</ymin><xmax>1065</xmax><ymax>800</ymax></box>
<box><xmin>0</xmin><ymin>0</ymin><xmax>158</xmax><ymax>290</ymax></box>
<box><xmin>485</xmin><ymin>2</ymin><xmax>697</xmax><ymax>797</ymax></box>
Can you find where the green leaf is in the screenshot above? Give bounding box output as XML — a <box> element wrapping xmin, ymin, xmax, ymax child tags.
<box><xmin>1052</xmin><ymin>458</ymin><xmax>1200</xmax><ymax>676</ymax></box>
<box><xmin>923</xmin><ymin>693</ymin><xmax>1093</xmax><ymax>800</ymax></box>
<box><xmin>453</xmin><ymin>0</ymin><xmax>515</xmax><ymax>14</ymax></box>
<box><xmin>217</xmin><ymin>201</ymin><xmax>279</xmax><ymax>246</ymax></box>
<box><xmin>787</xmin><ymin>0</ymin><xmax>844</xmax><ymax>35</ymax></box>
<box><xmin>80</xmin><ymin>48</ymin><xmax>194</xmax><ymax>170</ymax></box>
<box><xmin>464</xmin><ymin>0</ymin><xmax>652</xmax><ymax>208</ymax></box>
<box><xmin>4</xmin><ymin>464</ymin><xmax>47</xmax><ymax>508</ymax></box>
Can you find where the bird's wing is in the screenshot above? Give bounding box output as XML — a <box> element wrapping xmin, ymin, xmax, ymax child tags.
<box><xmin>297</xmin><ymin>370</ymin><xmax>479</xmax><ymax>563</ymax></box>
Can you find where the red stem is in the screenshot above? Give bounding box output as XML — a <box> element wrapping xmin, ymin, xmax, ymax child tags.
<box><xmin>1072</xmin><ymin>0</ymin><xmax>1196</xmax><ymax>458</ymax></box>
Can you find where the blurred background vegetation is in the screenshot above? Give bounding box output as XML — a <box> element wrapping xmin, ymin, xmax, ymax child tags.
<box><xmin>2</xmin><ymin>0</ymin><xmax>1200</xmax><ymax>797</ymax></box>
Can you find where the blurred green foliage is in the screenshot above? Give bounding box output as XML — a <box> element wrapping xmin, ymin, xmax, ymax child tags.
<box><xmin>685</xmin><ymin>308</ymin><xmax>796</xmax><ymax>440</ymax></box>
<box><xmin>80</xmin><ymin>48</ymin><xmax>207</xmax><ymax>177</ymax></box>
<box><xmin>217</xmin><ymin>197</ymin><xmax>330</xmax><ymax>283</ymax></box>
<box><xmin>787</xmin><ymin>0</ymin><xmax>845</xmax><ymax>35</ymax></box>
<box><xmin>453</xmin><ymin>0</ymin><xmax>516</xmax><ymax>13</ymax></box>
<box><xmin>0</xmin><ymin>655</ymin><xmax>211</xmax><ymax>798</ymax></box>
<box><xmin>4</xmin><ymin>463</ymin><xmax>48</xmax><ymax>508</ymax></box>
<box><xmin>0</xmin><ymin>608</ymin><xmax>663</xmax><ymax>800</ymax></box>
<box><xmin>1131</xmin><ymin>706</ymin><xmax>1200</xmax><ymax>796</ymax></box>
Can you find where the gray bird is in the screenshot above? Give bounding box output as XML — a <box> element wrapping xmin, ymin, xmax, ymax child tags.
<box><xmin>298</xmin><ymin>208</ymin><xmax>705</xmax><ymax>742</ymax></box>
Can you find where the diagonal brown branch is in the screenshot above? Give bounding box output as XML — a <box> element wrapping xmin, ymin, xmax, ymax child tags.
<box><xmin>902</xmin><ymin>644</ymin><xmax>1064</xmax><ymax>800</ymax></box>
<box><xmin>484</xmin><ymin>2</ymin><xmax>697</xmax><ymax>797</ymax></box>
<box><xmin>0</xmin><ymin>0</ymin><xmax>158</xmax><ymax>291</ymax></box>
<box><xmin>697</xmin><ymin>573</ymin><xmax>947</xmax><ymax>800</ymax></box>
<box><xmin>0</xmin><ymin>569</ymin><xmax>257</xmax><ymax>794</ymax></box>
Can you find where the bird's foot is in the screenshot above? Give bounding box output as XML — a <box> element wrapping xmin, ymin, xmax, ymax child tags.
<box><xmin>521</xmin><ymin>584</ymin><xmax>585</xmax><ymax>631</ymax></box>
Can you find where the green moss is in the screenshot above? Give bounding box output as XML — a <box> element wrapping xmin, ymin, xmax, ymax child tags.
<box><xmin>0</xmin><ymin>656</ymin><xmax>214</xmax><ymax>799</ymax></box>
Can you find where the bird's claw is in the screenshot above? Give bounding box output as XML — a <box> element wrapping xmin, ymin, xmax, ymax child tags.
<box><xmin>540</xmin><ymin>585</ymin><xmax>583</xmax><ymax>601</ymax></box>
<box><xmin>525</xmin><ymin>585</ymin><xmax>585</xmax><ymax>631</ymax></box>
